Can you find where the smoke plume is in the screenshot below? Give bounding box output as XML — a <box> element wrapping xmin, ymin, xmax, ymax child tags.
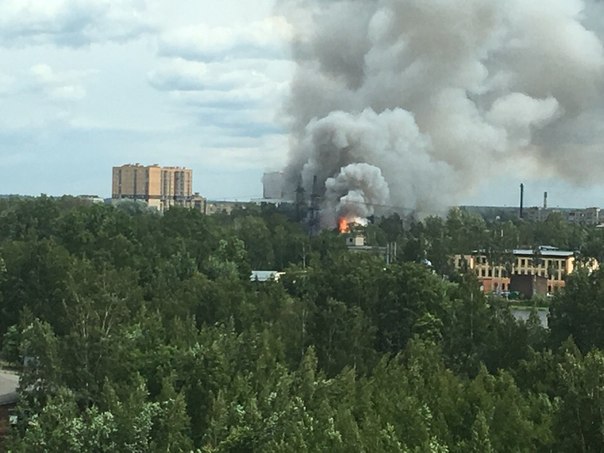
<box><xmin>324</xmin><ymin>162</ymin><xmax>390</xmax><ymax>227</ymax></box>
<box><xmin>277</xmin><ymin>0</ymin><xmax>604</xmax><ymax>227</ymax></box>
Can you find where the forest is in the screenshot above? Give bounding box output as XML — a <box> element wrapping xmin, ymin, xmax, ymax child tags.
<box><xmin>2</xmin><ymin>196</ymin><xmax>604</xmax><ymax>451</ymax></box>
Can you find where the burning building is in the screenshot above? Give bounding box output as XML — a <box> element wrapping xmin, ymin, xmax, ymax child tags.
<box><xmin>278</xmin><ymin>0</ymin><xmax>604</xmax><ymax>229</ymax></box>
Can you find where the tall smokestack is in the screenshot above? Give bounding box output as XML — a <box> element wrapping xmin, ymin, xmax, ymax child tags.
<box><xmin>543</xmin><ymin>191</ymin><xmax>548</xmax><ymax>209</ymax></box>
<box><xmin>519</xmin><ymin>183</ymin><xmax>524</xmax><ymax>219</ymax></box>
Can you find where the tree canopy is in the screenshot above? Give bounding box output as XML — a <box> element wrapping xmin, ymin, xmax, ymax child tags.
<box><xmin>0</xmin><ymin>197</ymin><xmax>603</xmax><ymax>451</ymax></box>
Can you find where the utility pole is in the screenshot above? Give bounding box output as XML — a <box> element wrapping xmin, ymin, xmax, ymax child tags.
<box><xmin>309</xmin><ymin>175</ymin><xmax>320</xmax><ymax>236</ymax></box>
<box><xmin>295</xmin><ymin>180</ymin><xmax>306</xmax><ymax>222</ymax></box>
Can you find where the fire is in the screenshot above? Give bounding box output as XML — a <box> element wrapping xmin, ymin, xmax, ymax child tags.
<box><xmin>338</xmin><ymin>217</ymin><xmax>349</xmax><ymax>233</ymax></box>
<box><xmin>338</xmin><ymin>216</ymin><xmax>368</xmax><ymax>233</ymax></box>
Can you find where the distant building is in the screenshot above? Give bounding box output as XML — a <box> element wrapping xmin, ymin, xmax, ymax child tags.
<box><xmin>112</xmin><ymin>164</ymin><xmax>194</xmax><ymax>211</ymax></box>
<box><xmin>190</xmin><ymin>193</ymin><xmax>207</xmax><ymax>213</ymax></box>
<box><xmin>262</xmin><ymin>172</ymin><xmax>284</xmax><ymax>200</ymax></box>
<box><xmin>77</xmin><ymin>195</ymin><xmax>105</xmax><ymax>204</ymax></box>
<box><xmin>460</xmin><ymin>205</ymin><xmax>602</xmax><ymax>225</ymax></box>
<box><xmin>346</xmin><ymin>234</ymin><xmax>366</xmax><ymax>247</ymax></box>
<box><xmin>509</xmin><ymin>274</ymin><xmax>548</xmax><ymax>298</ymax></box>
<box><xmin>0</xmin><ymin>371</ymin><xmax>18</xmax><ymax>448</ymax></box>
<box><xmin>344</xmin><ymin>231</ymin><xmax>397</xmax><ymax>263</ymax></box>
<box><xmin>567</xmin><ymin>207</ymin><xmax>601</xmax><ymax>225</ymax></box>
<box><xmin>454</xmin><ymin>246</ymin><xmax>598</xmax><ymax>295</ymax></box>
<box><xmin>250</xmin><ymin>270</ymin><xmax>284</xmax><ymax>282</ymax></box>
<box><xmin>523</xmin><ymin>206</ymin><xmax>601</xmax><ymax>225</ymax></box>
<box><xmin>523</xmin><ymin>207</ymin><xmax>548</xmax><ymax>223</ymax></box>
<box><xmin>204</xmin><ymin>200</ymin><xmax>250</xmax><ymax>215</ymax></box>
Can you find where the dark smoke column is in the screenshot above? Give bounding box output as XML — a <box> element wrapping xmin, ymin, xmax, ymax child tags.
<box><xmin>278</xmin><ymin>0</ymin><xmax>604</xmax><ymax>229</ymax></box>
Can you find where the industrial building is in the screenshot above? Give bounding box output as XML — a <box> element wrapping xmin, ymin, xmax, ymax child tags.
<box><xmin>521</xmin><ymin>206</ymin><xmax>601</xmax><ymax>225</ymax></box>
<box><xmin>112</xmin><ymin>164</ymin><xmax>201</xmax><ymax>211</ymax></box>
<box><xmin>262</xmin><ymin>172</ymin><xmax>285</xmax><ymax>200</ymax></box>
<box><xmin>462</xmin><ymin>186</ymin><xmax>603</xmax><ymax>226</ymax></box>
<box><xmin>454</xmin><ymin>246</ymin><xmax>598</xmax><ymax>295</ymax></box>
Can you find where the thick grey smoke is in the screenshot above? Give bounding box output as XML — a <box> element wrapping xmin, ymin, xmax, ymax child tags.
<box><xmin>278</xmin><ymin>0</ymin><xmax>604</xmax><ymax>227</ymax></box>
<box><xmin>324</xmin><ymin>162</ymin><xmax>390</xmax><ymax>227</ymax></box>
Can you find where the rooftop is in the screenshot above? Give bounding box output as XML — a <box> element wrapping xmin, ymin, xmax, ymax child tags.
<box><xmin>472</xmin><ymin>246</ymin><xmax>576</xmax><ymax>258</ymax></box>
<box><xmin>512</xmin><ymin>248</ymin><xmax>575</xmax><ymax>257</ymax></box>
<box><xmin>250</xmin><ymin>270</ymin><xmax>284</xmax><ymax>282</ymax></box>
<box><xmin>0</xmin><ymin>371</ymin><xmax>18</xmax><ymax>406</ymax></box>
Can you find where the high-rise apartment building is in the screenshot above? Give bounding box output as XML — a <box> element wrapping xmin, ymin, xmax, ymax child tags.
<box><xmin>112</xmin><ymin>164</ymin><xmax>194</xmax><ymax>211</ymax></box>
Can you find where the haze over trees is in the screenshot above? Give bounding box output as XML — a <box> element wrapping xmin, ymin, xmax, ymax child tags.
<box><xmin>1</xmin><ymin>197</ymin><xmax>604</xmax><ymax>451</ymax></box>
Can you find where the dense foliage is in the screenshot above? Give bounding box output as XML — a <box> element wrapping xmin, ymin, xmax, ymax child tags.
<box><xmin>1</xmin><ymin>196</ymin><xmax>604</xmax><ymax>451</ymax></box>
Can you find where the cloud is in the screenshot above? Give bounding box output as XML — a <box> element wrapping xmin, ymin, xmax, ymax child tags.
<box><xmin>0</xmin><ymin>73</ymin><xmax>15</xmax><ymax>95</ymax></box>
<box><xmin>148</xmin><ymin>59</ymin><xmax>278</xmax><ymax>93</ymax></box>
<box><xmin>148</xmin><ymin>15</ymin><xmax>294</xmax><ymax>149</ymax></box>
<box><xmin>148</xmin><ymin>58</ymin><xmax>292</xmax><ymax>139</ymax></box>
<box><xmin>146</xmin><ymin>57</ymin><xmax>290</xmax><ymax>163</ymax></box>
<box><xmin>196</xmin><ymin>132</ymin><xmax>289</xmax><ymax>172</ymax></box>
<box><xmin>0</xmin><ymin>64</ymin><xmax>89</xmax><ymax>105</ymax></box>
<box><xmin>157</xmin><ymin>16</ymin><xmax>293</xmax><ymax>61</ymax></box>
<box><xmin>28</xmin><ymin>64</ymin><xmax>88</xmax><ymax>101</ymax></box>
<box><xmin>178</xmin><ymin>88</ymin><xmax>282</xmax><ymax>109</ymax></box>
<box><xmin>193</xmin><ymin>108</ymin><xmax>285</xmax><ymax>138</ymax></box>
<box><xmin>0</xmin><ymin>0</ymin><xmax>154</xmax><ymax>47</ymax></box>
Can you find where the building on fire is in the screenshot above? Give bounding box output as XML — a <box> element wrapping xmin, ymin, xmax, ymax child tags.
<box><xmin>454</xmin><ymin>246</ymin><xmax>598</xmax><ymax>295</ymax></box>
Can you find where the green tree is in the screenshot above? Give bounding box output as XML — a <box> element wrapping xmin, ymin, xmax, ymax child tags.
<box><xmin>549</xmin><ymin>267</ymin><xmax>604</xmax><ymax>351</ymax></box>
<box><xmin>150</xmin><ymin>378</ymin><xmax>193</xmax><ymax>452</ymax></box>
<box><xmin>553</xmin><ymin>349</ymin><xmax>604</xmax><ymax>451</ymax></box>
<box><xmin>467</xmin><ymin>411</ymin><xmax>493</xmax><ymax>453</ymax></box>
<box><xmin>8</xmin><ymin>389</ymin><xmax>117</xmax><ymax>453</ymax></box>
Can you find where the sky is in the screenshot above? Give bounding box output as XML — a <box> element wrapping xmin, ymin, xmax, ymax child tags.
<box><xmin>1</xmin><ymin>0</ymin><xmax>604</xmax><ymax>209</ymax></box>
<box><xmin>0</xmin><ymin>0</ymin><xmax>292</xmax><ymax>200</ymax></box>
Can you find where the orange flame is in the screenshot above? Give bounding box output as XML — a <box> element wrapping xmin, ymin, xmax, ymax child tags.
<box><xmin>338</xmin><ymin>217</ymin><xmax>349</xmax><ymax>233</ymax></box>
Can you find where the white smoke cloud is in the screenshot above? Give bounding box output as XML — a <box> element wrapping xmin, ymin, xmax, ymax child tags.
<box><xmin>324</xmin><ymin>163</ymin><xmax>390</xmax><ymax>226</ymax></box>
<box><xmin>279</xmin><ymin>0</ymin><xmax>604</xmax><ymax>227</ymax></box>
<box><xmin>487</xmin><ymin>94</ymin><xmax>561</xmax><ymax>147</ymax></box>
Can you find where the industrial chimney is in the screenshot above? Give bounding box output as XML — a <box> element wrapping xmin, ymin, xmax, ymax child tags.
<box><xmin>519</xmin><ymin>183</ymin><xmax>524</xmax><ymax>219</ymax></box>
<box><xmin>543</xmin><ymin>191</ymin><xmax>548</xmax><ymax>209</ymax></box>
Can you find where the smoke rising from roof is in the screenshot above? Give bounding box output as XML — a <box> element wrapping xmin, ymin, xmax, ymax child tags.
<box><xmin>324</xmin><ymin>162</ymin><xmax>390</xmax><ymax>227</ymax></box>
<box><xmin>278</xmin><ymin>0</ymin><xmax>604</xmax><ymax>227</ymax></box>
